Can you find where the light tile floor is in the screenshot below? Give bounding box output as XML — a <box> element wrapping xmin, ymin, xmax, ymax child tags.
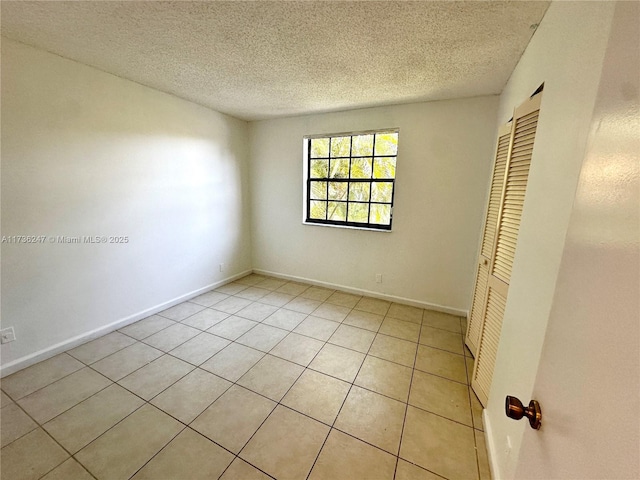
<box><xmin>0</xmin><ymin>274</ymin><xmax>491</xmax><ymax>480</ymax></box>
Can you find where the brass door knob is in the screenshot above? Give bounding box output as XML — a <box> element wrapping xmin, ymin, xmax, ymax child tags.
<box><xmin>505</xmin><ymin>396</ymin><xmax>542</xmax><ymax>430</ymax></box>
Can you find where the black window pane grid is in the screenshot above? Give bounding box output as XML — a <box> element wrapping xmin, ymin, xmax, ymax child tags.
<box><xmin>306</xmin><ymin>131</ymin><xmax>397</xmax><ymax>230</ymax></box>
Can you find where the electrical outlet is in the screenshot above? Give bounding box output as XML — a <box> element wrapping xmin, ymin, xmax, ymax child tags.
<box><xmin>1</xmin><ymin>327</ymin><xmax>16</xmax><ymax>344</ymax></box>
<box><xmin>375</xmin><ymin>273</ymin><xmax>382</xmax><ymax>283</ymax></box>
<box><xmin>219</xmin><ymin>263</ymin><xmax>225</xmax><ymax>272</ymax></box>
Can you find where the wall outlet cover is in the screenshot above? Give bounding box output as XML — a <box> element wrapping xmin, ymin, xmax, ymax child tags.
<box><xmin>1</xmin><ymin>327</ymin><xmax>16</xmax><ymax>344</ymax></box>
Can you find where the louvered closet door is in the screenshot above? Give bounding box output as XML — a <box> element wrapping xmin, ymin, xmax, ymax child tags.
<box><xmin>472</xmin><ymin>93</ymin><xmax>542</xmax><ymax>406</ymax></box>
<box><xmin>465</xmin><ymin>123</ymin><xmax>512</xmax><ymax>355</ymax></box>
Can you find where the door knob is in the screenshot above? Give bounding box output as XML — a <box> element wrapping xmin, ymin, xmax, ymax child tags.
<box><xmin>505</xmin><ymin>396</ymin><xmax>542</xmax><ymax>430</ymax></box>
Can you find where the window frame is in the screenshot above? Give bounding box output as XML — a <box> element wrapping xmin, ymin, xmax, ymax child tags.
<box><xmin>302</xmin><ymin>129</ymin><xmax>399</xmax><ymax>232</ymax></box>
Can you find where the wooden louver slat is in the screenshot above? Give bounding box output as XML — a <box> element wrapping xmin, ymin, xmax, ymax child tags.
<box><xmin>465</xmin><ymin>123</ymin><xmax>512</xmax><ymax>355</ymax></box>
<box><xmin>473</xmin><ymin>285</ymin><xmax>507</xmax><ymax>403</ymax></box>
<box><xmin>491</xmin><ymin>109</ymin><xmax>539</xmax><ymax>284</ymax></box>
<box><xmin>480</xmin><ymin>135</ymin><xmax>510</xmax><ymax>259</ymax></box>
<box><xmin>471</xmin><ymin>92</ymin><xmax>542</xmax><ymax>407</ymax></box>
<box><xmin>511</xmin><ymin>144</ymin><xmax>535</xmax><ymax>155</ymax></box>
<box><xmin>467</xmin><ymin>263</ymin><xmax>489</xmax><ymax>354</ymax></box>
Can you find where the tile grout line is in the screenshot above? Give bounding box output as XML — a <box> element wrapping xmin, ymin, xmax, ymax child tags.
<box><xmin>5</xmin><ymin>368</ymin><xmax>119</xmax><ymax>436</ymax></box>
<box><xmin>460</xmin><ymin>315</ymin><xmax>485</xmax><ymax>480</ymax></box>
<box><xmin>196</xmin><ymin>282</ymin><xmax>465</xmax><ymax>476</ymax></box>
<box><xmin>188</xmin><ymin>292</ymin><xmax>360</xmax><ymax>478</ymax></box>
<box><xmin>304</xmin><ymin>306</ymin><xmax>389</xmax><ymax>480</ymax></box>
<box><xmin>399</xmin><ymin>458</ymin><xmax>450</xmax><ymax>480</ymax></box>
<box><xmin>116</xmin><ymin>293</ymin><xmax>477</xmax><ymax>446</ymax></box>
<box><xmin>191</xmin><ymin>298</ymin><xmax>287</xmax><ymax>480</ymax></box>
<box><xmin>9</xmin><ymin>342</ymin><xmax>468</xmax><ymax>458</ymax></box>
<box><xmin>121</xmin><ymin>377</ymin><xmax>271</xmax><ymax>480</ymax></box>
<box><xmin>47</xmin><ymin>355</ymin><xmax>218</xmax><ymax>473</ymax></box>
<box><xmin>0</xmin><ymin>280</ymin><xmax>301</xmax><ymax>472</ymax></box>
<box><xmin>54</xmin><ymin>368</ymin><xmax>217</xmax><ymax>479</ymax></box>
<box><xmin>3</xmin><ymin>275</ymin><xmax>470</xmax><ymax>480</ymax></box>
<box><xmin>123</xmin><ymin>422</ymin><xmax>188</xmax><ymax>480</ymax></box>
<box><xmin>1</xmin><ymin>353</ymin><xmax>87</xmax><ymax>402</ymax></box>
<box><xmin>3</xmin><ymin>386</ymin><xmax>100</xmax><ymax>480</ymax></box>
<box><xmin>392</xmin><ymin>310</ymin><xmax>422</xmax><ymax>480</ymax></box>
<box><xmin>392</xmin><ymin>311</ymin><xmax>475</xmax><ymax>480</ymax></box>
<box><xmin>197</xmin><ymin>319</ymin><xmax>334</xmax><ymax>480</ymax></box>
<box><xmin>66</xmin><ymin>331</ymin><xmax>139</xmax><ymax>365</ymax></box>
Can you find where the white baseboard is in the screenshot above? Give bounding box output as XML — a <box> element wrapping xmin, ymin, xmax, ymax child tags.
<box><xmin>252</xmin><ymin>269</ymin><xmax>468</xmax><ymax>317</ymax></box>
<box><xmin>2</xmin><ymin>267</ymin><xmax>466</xmax><ymax>377</ymax></box>
<box><xmin>483</xmin><ymin>409</ymin><xmax>501</xmax><ymax>480</ymax></box>
<box><xmin>0</xmin><ymin>269</ymin><xmax>251</xmax><ymax>377</ymax></box>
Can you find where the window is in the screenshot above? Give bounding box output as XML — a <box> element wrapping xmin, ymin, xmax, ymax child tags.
<box><xmin>304</xmin><ymin>130</ymin><xmax>398</xmax><ymax>231</ymax></box>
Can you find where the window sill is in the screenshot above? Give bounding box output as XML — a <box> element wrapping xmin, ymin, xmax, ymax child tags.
<box><xmin>302</xmin><ymin>220</ymin><xmax>392</xmax><ymax>232</ymax></box>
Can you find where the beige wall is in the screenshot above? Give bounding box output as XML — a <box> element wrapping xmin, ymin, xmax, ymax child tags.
<box><xmin>1</xmin><ymin>39</ymin><xmax>252</xmax><ymax>374</ymax></box>
<box><xmin>484</xmin><ymin>2</ymin><xmax>617</xmax><ymax>477</ymax></box>
<box><xmin>249</xmin><ymin>97</ymin><xmax>499</xmax><ymax>313</ymax></box>
<box><xmin>515</xmin><ymin>4</ymin><xmax>639</xmax><ymax>476</ymax></box>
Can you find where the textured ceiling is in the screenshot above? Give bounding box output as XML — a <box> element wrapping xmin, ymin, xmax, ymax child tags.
<box><xmin>1</xmin><ymin>1</ymin><xmax>549</xmax><ymax>121</ymax></box>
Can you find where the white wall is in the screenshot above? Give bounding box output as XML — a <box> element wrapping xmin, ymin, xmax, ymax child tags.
<box><xmin>484</xmin><ymin>2</ymin><xmax>617</xmax><ymax>478</ymax></box>
<box><xmin>249</xmin><ymin>97</ymin><xmax>499</xmax><ymax>313</ymax></box>
<box><xmin>1</xmin><ymin>39</ymin><xmax>252</xmax><ymax>374</ymax></box>
<box><xmin>514</xmin><ymin>4</ymin><xmax>640</xmax><ymax>476</ymax></box>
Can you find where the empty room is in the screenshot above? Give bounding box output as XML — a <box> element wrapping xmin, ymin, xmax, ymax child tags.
<box><xmin>1</xmin><ymin>1</ymin><xmax>638</xmax><ymax>479</ymax></box>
